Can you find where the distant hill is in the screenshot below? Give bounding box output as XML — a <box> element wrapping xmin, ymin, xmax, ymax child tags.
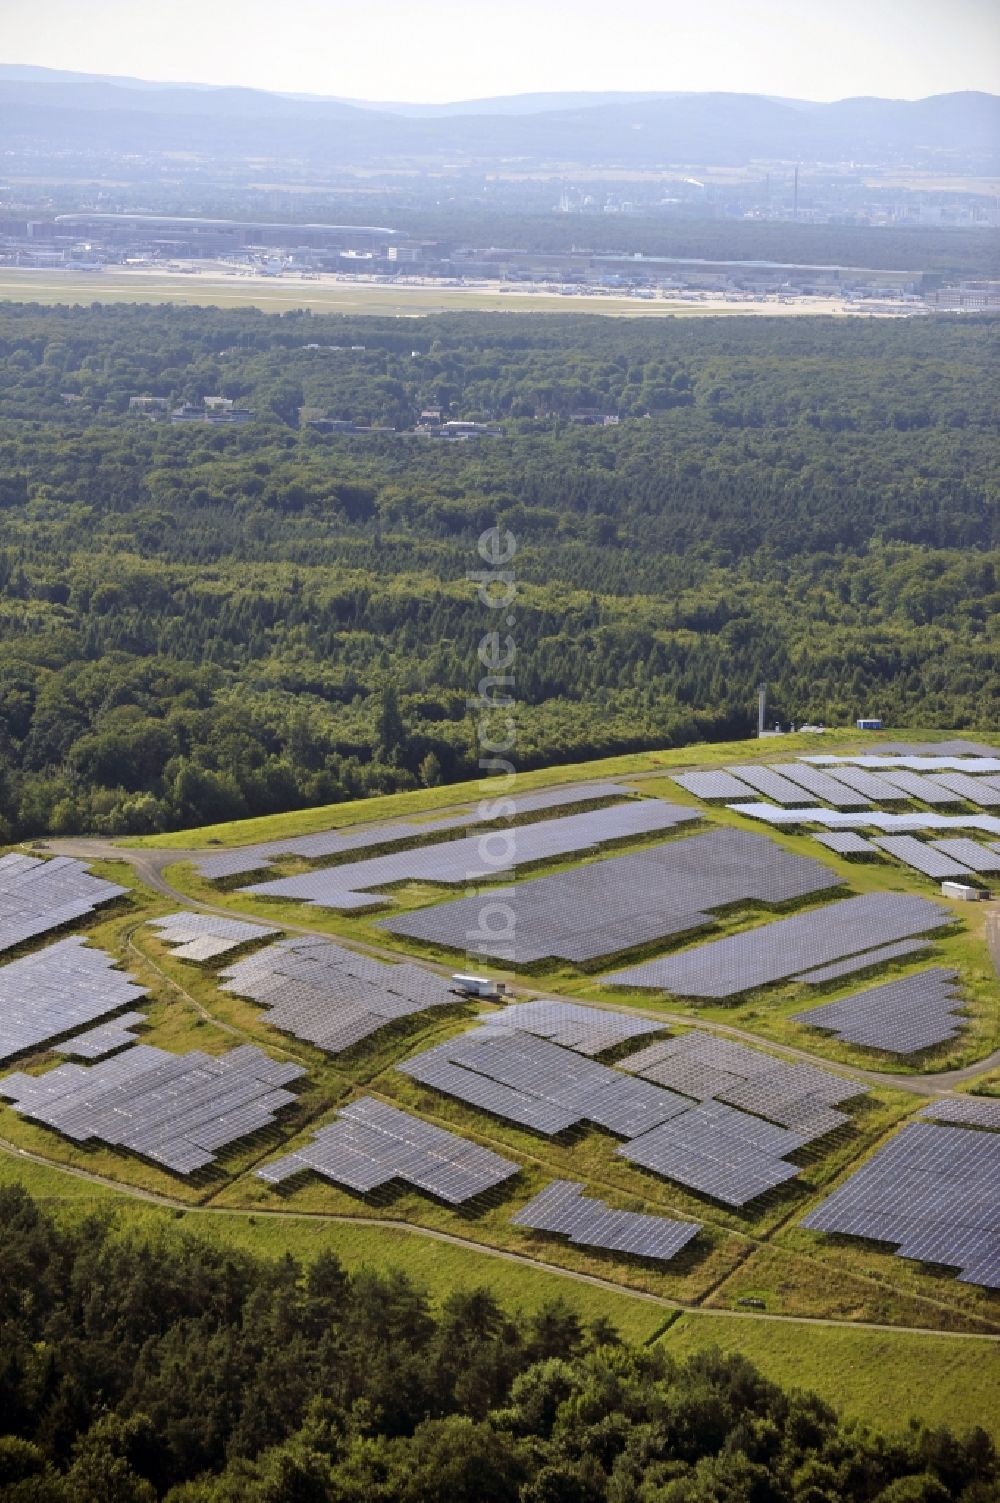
<box><xmin>0</xmin><ymin>66</ymin><xmax>996</xmax><ymax>169</ymax></box>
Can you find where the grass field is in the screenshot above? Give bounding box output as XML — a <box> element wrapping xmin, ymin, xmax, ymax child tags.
<box><xmin>0</xmin><ymin>268</ymin><xmax>862</xmax><ymax>319</ymax></box>
<box><xmin>661</xmin><ymin>1314</ymin><xmax>1000</xmax><ymax>1439</ymax></box>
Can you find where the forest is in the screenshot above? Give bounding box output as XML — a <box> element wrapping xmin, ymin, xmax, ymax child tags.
<box><xmin>0</xmin><ymin>1185</ymin><xmax>995</xmax><ymax>1503</ymax></box>
<box><xmin>0</xmin><ymin>302</ymin><xmax>996</xmax><ymax>839</ymax></box>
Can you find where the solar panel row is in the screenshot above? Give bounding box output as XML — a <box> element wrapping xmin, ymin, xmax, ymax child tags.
<box><xmin>399</xmin><ymin>1026</ymin><xmax>817</xmax><ymax>1205</ymax></box>
<box><xmin>619</xmin><ymin>1030</ymin><xmax>865</xmax><ymax>1140</ymax></box>
<box><xmin>606</xmin><ymin>892</ymin><xmax>952</xmax><ymax>999</ymax></box>
<box><xmin>239</xmin><ymin>799</ymin><xmax>697</xmax><ymax>911</ymax></box>
<box><xmin>871</xmin><ymin>836</ymin><xmax>973</xmax><ymax>880</ymax></box>
<box><xmin>381</xmin><ymin>828</ymin><xmax>842</xmax><ymax>965</ymax></box>
<box><xmin>617</xmin><ymin>1099</ymin><xmax>805</xmax><ymax>1207</ymax></box>
<box><xmin>194</xmin><ymin>781</ymin><xmax>633</xmax><ymax>878</ymax></box>
<box><xmin>0</xmin><ymin>937</ymin><xmax>148</xmax><ymax>1063</ymax></box>
<box><xmin>812</xmin><ymin>832</ymin><xmax>879</xmax><ymax>856</ymax></box>
<box><xmin>219</xmin><ymin>936</ymin><xmax>458</xmax><ymax>1054</ymax></box>
<box><xmin>0</xmin><ymin>1043</ymin><xmax>305</xmax><ymax>1175</ymax></box>
<box><xmin>53</xmin><ymin>1011</ymin><xmax>146</xmax><ymax>1060</ymax></box>
<box><xmin>728</xmin><ymin>803</ymin><xmax>1000</xmax><ymax>840</ymax></box>
<box><xmin>918</xmin><ymin>1098</ymin><xmax>1000</xmax><ymax>1131</ymax></box>
<box><xmin>482</xmin><ymin>998</ymin><xmax>664</xmax><ymax>1055</ymax></box>
<box><xmin>512</xmin><ymin>1180</ymin><xmax>700</xmax><ymax>1262</ymax></box>
<box><xmin>792</xmin><ymin>938</ymin><xmax>929</xmax><ymax>985</ymax></box>
<box><xmin>0</xmin><ymin>854</ymin><xmax>128</xmax><ymax>955</ymax></box>
<box><xmin>256</xmin><ymin>1095</ymin><xmax>518</xmax><ymax>1203</ymax></box>
<box><xmin>149</xmin><ymin>911</ymin><xmax>279</xmax><ymax>962</ymax></box>
<box><xmin>793</xmin><ymin>967</ymin><xmax>966</xmax><ymax>1054</ymax></box>
<box><xmin>801</xmin><ymin>1122</ymin><xmax>1000</xmax><ymax>1289</ymax></box>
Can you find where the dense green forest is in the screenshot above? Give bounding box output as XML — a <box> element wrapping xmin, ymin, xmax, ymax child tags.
<box><xmin>0</xmin><ymin>303</ymin><xmax>996</xmax><ymax>838</ymax></box>
<box><xmin>0</xmin><ymin>1186</ymin><xmax>994</xmax><ymax>1502</ymax></box>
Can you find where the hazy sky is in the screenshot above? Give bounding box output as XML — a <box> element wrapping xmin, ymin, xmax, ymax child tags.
<box><xmin>4</xmin><ymin>0</ymin><xmax>999</xmax><ymax>102</ymax></box>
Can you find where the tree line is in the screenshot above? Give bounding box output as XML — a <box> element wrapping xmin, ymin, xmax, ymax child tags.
<box><xmin>0</xmin><ymin>1185</ymin><xmax>994</xmax><ymax>1502</ymax></box>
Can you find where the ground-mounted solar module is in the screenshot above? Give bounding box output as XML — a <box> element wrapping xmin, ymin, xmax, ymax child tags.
<box><xmin>770</xmin><ymin>763</ymin><xmax>872</xmax><ymax>808</ymax></box>
<box><xmin>606</xmin><ymin>892</ymin><xmax>953</xmax><ymax>999</ymax></box>
<box><xmin>619</xmin><ymin>1030</ymin><xmax>866</xmax><ymax>1141</ymax></box>
<box><xmin>380</xmin><ymin>827</ymin><xmax>842</xmax><ymax>964</ymax></box>
<box><xmin>670</xmin><ymin>769</ymin><xmax>757</xmax><ymax>801</ymax></box>
<box><xmin>857</xmin><ymin>739</ymin><xmax>999</xmax><ymax>760</ymax></box>
<box><xmin>0</xmin><ymin>1043</ymin><xmax>305</xmax><ymax>1174</ymax></box>
<box><xmin>616</xmin><ymin>1098</ymin><xmax>806</xmax><ymax>1207</ymax></box>
<box><xmin>0</xmin><ymin>854</ymin><xmax>129</xmax><ymax>956</ymax></box>
<box><xmin>871</xmin><ymin>836</ymin><xmax>973</xmax><ymax>880</ymax></box>
<box><xmin>870</xmin><ymin>768</ymin><xmax>964</xmax><ymax>806</ymax></box>
<box><xmin>804</xmin><ymin>763</ymin><xmax>910</xmax><ymax>802</ymax></box>
<box><xmin>724</xmin><ymin>765</ymin><xmax>812</xmax><ymax>804</ymax></box>
<box><xmin>926</xmin><ymin>772</ymin><xmax>1000</xmax><ymax>809</ymax></box>
<box><xmin>148</xmin><ymin>911</ymin><xmax>279</xmax><ymax>962</ymax></box>
<box><xmin>219</xmin><ymin>935</ymin><xmax>459</xmax><ymax>1054</ymax></box>
<box><xmin>238</xmin><ymin>798</ymin><xmax>696</xmax><ymax>911</ymax></box>
<box><xmin>192</xmin><ymin>781</ymin><xmax>634</xmax><ymax>879</ymax></box>
<box><xmin>807</xmin><ymin>754</ymin><xmax>1000</xmax><ymax>775</ymax></box>
<box><xmin>918</xmin><ymin>1098</ymin><xmax>1000</xmax><ymax>1131</ymax></box>
<box><xmin>400</xmin><ymin>1025</ymin><xmax>825</xmax><ymax>1206</ymax></box>
<box><xmin>812</xmin><ymin>832</ymin><xmax>879</xmax><ymax>856</ymax></box>
<box><xmin>512</xmin><ymin>1180</ymin><xmax>701</xmax><ymax>1261</ymax></box>
<box><xmin>801</xmin><ymin>1122</ymin><xmax>1000</xmax><ymax>1288</ymax></box>
<box><xmin>399</xmin><ymin>1027</ymin><xmax>692</xmax><ymax>1138</ymax></box>
<box><xmin>256</xmin><ymin>1095</ymin><xmax>518</xmax><ymax>1203</ymax></box>
<box><xmin>728</xmin><ymin>802</ymin><xmax>1000</xmax><ymax>840</ymax></box>
<box><xmin>481</xmin><ymin>999</ymin><xmax>665</xmax><ymax>1055</ymax></box>
<box><xmin>53</xmin><ymin>1012</ymin><xmax>146</xmax><ymax>1059</ymax></box>
<box><xmin>792</xmin><ymin>967</ymin><xmax>966</xmax><ymax>1054</ymax></box>
<box><xmin>0</xmin><ymin>937</ymin><xmax>149</xmax><ymax>1064</ymax></box>
<box><xmin>792</xmin><ymin>938</ymin><xmax>930</xmax><ymax>985</ymax></box>
<box><xmin>927</xmin><ymin>839</ymin><xmax>1000</xmax><ymax>874</ymax></box>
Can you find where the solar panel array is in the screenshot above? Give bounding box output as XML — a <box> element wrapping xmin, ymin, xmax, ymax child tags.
<box><xmin>793</xmin><ymin>967</ymin><xmax>966</xmax><ymax>1054</ymax></box>
<box><xmin>0</xmin><ymin>854</ymin><xmax>128</xmax><ymax>954</ymax></box>
<box><xmin>801</xmin><ymin>1122</ymin><xmax>1000</xmax><ymax>1288</ymax></box>
<box><xmin>512</xmin><ymin>1180</ymin><xmax>701</xmax><ymax>1262</ymax></box>
<box><xmin>219</xmin><ymin>936</ymin><xmax>458</xmax><ymax>1054</ymax></box>
<box><xmin>148</xmin><ymin>911</ymin><xmax>279</xmax><ymax>962</ymax></box>
<box><xmin>812</xmin><ymin>832</ymin><xmax>879</xmax><ymax>856</ymax></box>
<box><xmin>239</xmin><ymin>799</ymin><xmax>697</xmax><ymax>911</ymax></box>
<box><xmin>616</xmin><ymin>1100</ymin><xmax>806</xmax><ymax>1207</ymax></box>
<box><xmin>481</xmin><ymin>999</ymin><xmax>664</xmax><ymax>1055</ymax></box>
<box><xmin>792</xmin><ymin>938</ymin><xmax>929</xmax><ymax>985</ymax></box>
<box><xmin>670</xmin><ymin>769</ymin><xmax>757</xmax><ymax>801</ymax></box>
<box><xmin>606</xmin><ymin>892</ymin><xmax>952</xmax><ymax>999</ymax></box>
<box><xmin>771</xmin><ymin>763</ymin><xmax>872</xmax><ymax>808</ymax></box>
<box><xmin>53</xmin><ymin>1011</ymin><xmax>146</xmax><ymax>1059</ymax></box>
<box><xmin>810</xmin><ymin>764</ymin><xmax>909</xmax><ymax>801</ymax></box>
<box><xmin>399</xmin><ymin>1028</ymin><xmax>689</xmax><ymax>1138</ymax></box>
<box><xmin>256</xmin><ymin>1095</ymin><xmax>518</xmax><ymax>1203</ymax></box>
<box><xmin>0</xmin><ymin>937</ymin><xmax>148</xmax><ymax>1063</ymax></box>
<box><xmin>0</xmin><ymin>1043</ymin><xmax>305</xmax><ymax>1175</ymax></box>
<box><xmin>399</xmin><ymin>1026</ymin><xmax>819</xmax><ymax>1205</ymax></box>
<box><xmin>619</xmin><ymin>1031</ymin><xmax>866</xmax><ymax>1141</ymax></box>
<box><xmin>929</xmin><ymin>839</ymin><xmax>1000</xmax><ymax>873</ymax></box>
<box><xmin>728</xmin><ymin>802</ymin><xmax>1000</xmax><ymax>840</ymax></box>
<box><xmin>917</xmin><ymin>1098</ymin><xmax>1000</xmax><ymax>1131</ymax></box>
<box><xmin>927</xmin><ymin>772</ymin><xmax>1000</xmax><ymax>808</ymax></box>
<box><xmin>808</xmin><ymin>754</ymin><xmax>1000</xmax><ymax>774</ymax></box>
<box><xmin>193</xmin><ymin>781</ymin><xmax>633</xmax><ymax>879</ymax></box>
<box><xmin>381</xmin><ymin>828</ymin><xmax>842</xmax><ymax>964</ymax></box>
<box><xmin>863</xmin><ymin>739</ymin><xmax>999</xmax><ymax>759</ymax></box>
<box><xmin>724</xmin><ymin>765</ymin><xmax>812</xmax><ymax>805</ymax></box>
<box><xmin>874</xmin><ymin>769</ymin><xmax>962</xmax><ymax>805</ymax></box>
<box><xmin>871</xmin><ymin>836</ymin><xmax>973</xmax><ymax>879</ymax></box>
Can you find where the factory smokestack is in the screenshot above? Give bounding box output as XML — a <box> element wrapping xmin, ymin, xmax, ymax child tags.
<box><xmin>758</xmin><ymin>684</ymin><xmax>767</xmax><ymax>737</ymax></box>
